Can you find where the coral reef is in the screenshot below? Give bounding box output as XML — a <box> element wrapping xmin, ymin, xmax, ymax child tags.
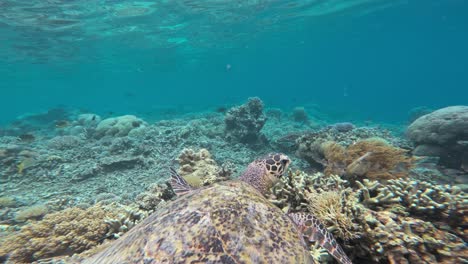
<box><xmin>224</xmin><ymin>97</ymin><xmax>267</xmax><ymax>144</ymax></box>
<box><xmin>355</xmin><ymin>209</ymin><xmax>467</xmax><ymax>263</ymax></box>
<box><xmin>14</xmin><ymin>204</ymin><xmax>48</xmax><ymax>222</ymax></box>
<box><xmin>356</xmin><ymin>178</ymin><xmax>467</xmax><ymax>234</ymax></box>
<box><xmin>0</xmin><ymin>101</ymin><xmax>465</xmax><ymax>264</ymax></box>
<box><xmin>407</xmin><ymin>105</ymin><xmax>468</xmax><ymax>170</ymax></box>
<box><xmin>47</xmin><ymin>135</ymin><xmax>83</xmax><ymax>150</ymax></box>
<box><xmin>95</xmin><ymin>115</ymin><xmax>146</xmax><ymax>138</ymax></box>
<box><xmin>77</xmin><ymin>114</ymin><xmax>101</xmax><ymax>128</ymax></box>
<box><xmin>269</xmin><ymin>171</ymin><xmax>359</xmax><ymax>240</ymax></box>
<box><xmin>299</xmin><ymin>138</ymin><xmax>414</xmax><ymax>180</ymax></box>
<box><xmin>292</xmin><ymin>107</ymin><xmax>309</xmax><ymax>123</ymax></box>
<box><xmin>0</xmin><ymin>197</ymin><xmax>17</xmax><ymax>208</ymax></box>
<box><xmin>269</xmin><ymin>171</ymin><xmax>467</xmax><ymax>263</ymax></box>
<box><xmin>330</xmin><ymin>122</ymin><xmax>355</xmax><ymax>133</ymax></box>
<box><xmin>135</xmin><ymin>183</ymin><xmax>174</xmax><ymax>212</ymax></box>
<box><xmin>0</xmin><ymin>203</ymin><xmax>144</xmax><ymax>263</ymax></box>
<box><xmin>177</xmin><ymin>148</ymin><xmax>227</xmax><ymax>187</ymax></box>
<box><xmin>296</xmin><ymin>126</ymin><xmax>411</xmax><ymax>169</ymax></box>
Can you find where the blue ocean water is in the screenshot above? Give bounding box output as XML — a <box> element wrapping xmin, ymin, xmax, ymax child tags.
<box><xmin>1</xmin><ymin>0</ymin><xmax>467</xmax><ymax>123</ymax></box>
<box><xmin>1</xmin><ymin>2</ymin><xmax>468</xmax><ymax>263</ymax></box>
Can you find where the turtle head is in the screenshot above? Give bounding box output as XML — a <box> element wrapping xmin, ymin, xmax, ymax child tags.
<box><xmin>239</xmin><ymin>153</ymin><xmax>291</xmax><ymax>195</ymax></box>
<box><xmin>263</xmin><ymin>153</ymin><xmax>291</xmax><ymax>178</ymax></box>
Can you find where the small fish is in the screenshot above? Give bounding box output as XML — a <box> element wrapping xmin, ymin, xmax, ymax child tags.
<box><xmin>18</xmin><ymin>134</ymin><xmax>35</xmax><ymax>143</ymax></box>
<box><xmin>17</xmin><ymin>162</ymin><xmax>25</xmax><ymax>174</ymax></box>
<box><xmin>91</xmin><ymin>115</ymin><xmax>96</xmax><ymax>121</ymax></box>
<box><xmin>17</xmin><ymin>158</ymin><xmax>36</xmax><ymax>174</ymax></box>
<box><xmin>124</xmin><ymin>91</ymin><xmax>135</xmax><ymax>97</ymax></box>
<box><xmin>216</xmin><ymin>106</ymin><xmax>227</xmax><ymax>113</ymax></box>
<box><xmin>55</xmin><ymin>120</ymin><xmax>70</xmax><ymax>128</ymax></box>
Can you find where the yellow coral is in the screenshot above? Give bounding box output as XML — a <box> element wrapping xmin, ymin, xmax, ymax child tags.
<box><xmin>305</xmin><ymin>189</ymin><xmax>358</xmax><ymax>240</ymax></box>
<box><xmin>16</xmin><ymin>158</ymin><xmax>36</xmax><ymax>175</ymax></box>
<box><xmin>177</xmin><ymin>148</ymin><xmax>221</xmax><ymax>187</ymax></box>
<box><xmin>0</xmin><ymin>204</ymin><xmax>123</xmax><ymax>263</ymax></box>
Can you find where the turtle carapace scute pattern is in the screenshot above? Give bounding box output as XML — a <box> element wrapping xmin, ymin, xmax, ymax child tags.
<box><xmin>82</xmin><ymin>153</ymin><xmax>352</xmax><ymax>264</ymax></box>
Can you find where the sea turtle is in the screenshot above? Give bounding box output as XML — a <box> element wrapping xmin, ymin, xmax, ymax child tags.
<box><xmin>83</xmin><ymin>154</ymin><xmax>352</xmax><ymax>264</ymax></box>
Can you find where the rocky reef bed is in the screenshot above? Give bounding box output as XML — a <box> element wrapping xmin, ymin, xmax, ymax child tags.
<box><xmin>0</xmin><ymin>100</ymin><xmax>466</xmax><ymax>263</ymax></box>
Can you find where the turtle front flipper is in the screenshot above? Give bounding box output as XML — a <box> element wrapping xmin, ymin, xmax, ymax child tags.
<box><xmin>289</xmin><ymin>212</ymin><xmax>353</xmax><ymax>264</ymax></box>
<box><xmin>170</xmin><ymin>167</ymin><xmax>193</xmax><ymax>196</ymax></box>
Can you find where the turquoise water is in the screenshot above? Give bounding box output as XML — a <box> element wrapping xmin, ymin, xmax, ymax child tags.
<box><xmin>1</xmin><ymin>0</ymin><xmax>467</xmax><ymax>122</ymax></box>
<box><xmin>1</xmin><ymin>1</ymin><xmax>468</xmax><ymax>263</ymax></box>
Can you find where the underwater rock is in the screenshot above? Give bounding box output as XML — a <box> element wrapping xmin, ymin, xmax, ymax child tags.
<box><xmin>224</xmin><ymin>97</ymin><xmax>267</xmax><ymax>144</ymax></box>
<box><xmin>407</xmin><ymin>105</ymin><xmax>468</xmax><ymax>170</ymax></box>
<box><xmin>298</xmin><ymin>137</ymin><xmax>414</xmax><ymax>180</ymax></box>
<box><xmin>407</xmin><ymin>106</ymin><xmax>468</xmax><ymax>145</ymax></box>
<box><xmin>95</xmin><ymin>115</ymin><xmax>146</xmax><ymax>138</ymax></box>
<box><xmin>331</xmin><ymin>122</ymin><xmax>355</xmax><ymax>133</ymax></box>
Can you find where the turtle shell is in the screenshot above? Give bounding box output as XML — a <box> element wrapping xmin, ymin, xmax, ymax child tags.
<box><xmin>83</xmin><ymin>181</ymin><xmax>314</xmax><ymax>264</ymax></box>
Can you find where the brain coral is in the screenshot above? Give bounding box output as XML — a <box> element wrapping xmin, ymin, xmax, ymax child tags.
<box><xmin>407</xmin><ymin>106</ymin><xmax>468</xmax><ymax>170</ymax></box>
<box><xmin>95</xmin><ymin>115</ymin><xmax>146</xmax><ymax>138</ymax></box>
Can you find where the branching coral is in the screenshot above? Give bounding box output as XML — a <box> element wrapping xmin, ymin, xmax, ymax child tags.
<box><xmin>305</xmin><ymin>189</ymin><xmax>359</xmax><ymax>240</ymax></box>
<box><xmin>270</xmin><ymin>170</ymin><xmax>467</xmax><ymax>263</ymax></box>
<box><xmin>321</xmin><ymin>139</ymin><xmax>414</xmax><ymax>180</ymax></box>
<box><xmin>0</xmin><ymin>203</ymin><xmax>138</xmax><ymax>263</ymax></box>
<box><xmin>356</xmin><ymin>178</ymin><xmax>468</xmax><ymax>228</ymax></box>
<box><xmin>355</xmin><ymin>209</ymin><xmax>467</xmax><ymax>263</ymax></box>
<box><xmin>269</xmin><ymin>171</ymin><xmax>359</xmax><ymax>240</ymax></box>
